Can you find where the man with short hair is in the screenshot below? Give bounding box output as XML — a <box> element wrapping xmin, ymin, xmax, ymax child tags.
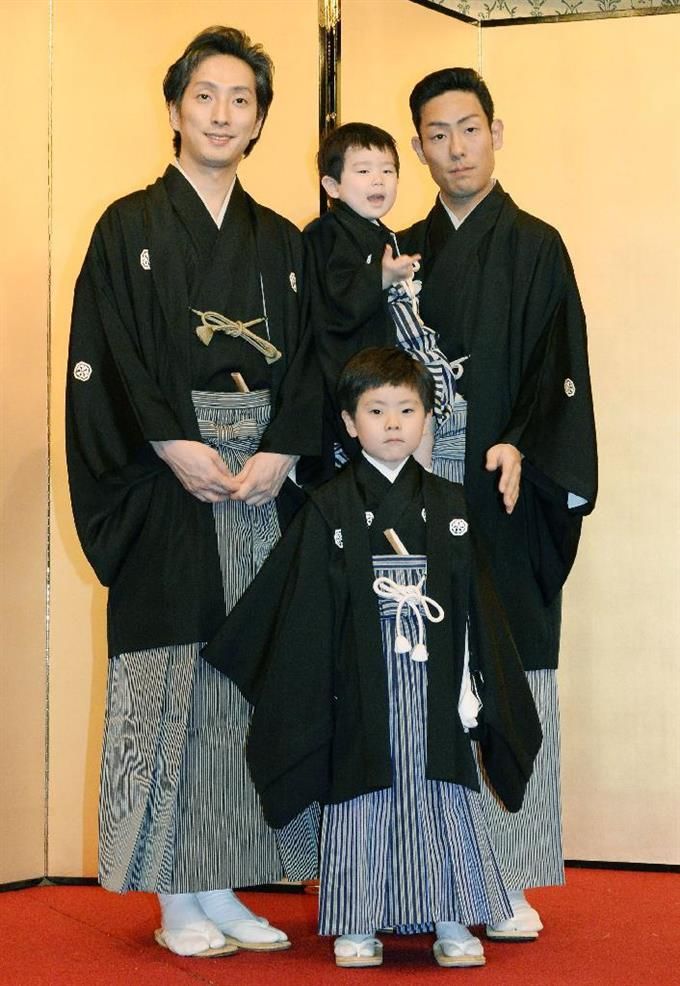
<box><xmin>67</xmin><ymin>26</ymin><xmax>318</xmax><ymax>957</ymax></box>
<box><xmin>401</xmin><ymin>67</ymin><xmax>597</xmax><ymax>940</ymax></box>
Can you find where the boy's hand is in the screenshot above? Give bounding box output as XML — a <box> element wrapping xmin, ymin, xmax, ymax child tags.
<box><xmin>485</xmin><ymin>443</ymin><xmax>523</xmax><ymax>514</ymax></box>
<box><xmin>381</xmin><ymin>244</ymin><xmax>421</xmax><ymax>290</ymax></box>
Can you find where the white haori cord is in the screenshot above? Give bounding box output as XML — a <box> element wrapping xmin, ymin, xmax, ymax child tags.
<box><xmin>372</xmin><ymin>575</ymin><xmax>444</xmax><ymax>662</ymax></box>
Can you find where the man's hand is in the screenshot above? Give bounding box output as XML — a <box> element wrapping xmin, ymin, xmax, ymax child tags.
<box><xmin>151</xmin><ymin>439</ymin><xmax>237</xmax><ymax>503</ymax></box>
<box><xmin>381</xmin><ymin>244</ymin><xmax>421</xmax><ymax>290</ymax></box>
<box><xmin>485</xmin><ymin>443</ymin><xmax>522</xmax><ymax>515</ymax></box>
<box><xmin>231</xmin><ymin>452</ymin><xmax>298</xmax><ymax>506</ymax></box>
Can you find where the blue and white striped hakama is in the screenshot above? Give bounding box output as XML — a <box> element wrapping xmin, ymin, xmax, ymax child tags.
<box><xmin>389</xmin><ymin>278</ymin><xmax>563</xmax><ymax>890</ymax></box>
<box><xmin>318</xmin><ymin>556</ymin><xmax>511</xmax><ymax>936</ymax></box>
<box><xmin>99</xmin><ymin>389</ymin><xmax>317</xmax><ymax>893</ymax></box>
<box><xmin>433</xmin><ymin>399</ymin><xmax>564</xmax><ymax>890</ymax></box>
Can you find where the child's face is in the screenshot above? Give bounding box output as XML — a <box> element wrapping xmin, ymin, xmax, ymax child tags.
<box><xmin>341</xmin><ymin>385</ymin><xmax>431</xmax><ymax>467</ymax></box>
<box><xmin>321</xmin><ymin>145</ymin><xmax>398</xmax><ymax>221</ymax></box>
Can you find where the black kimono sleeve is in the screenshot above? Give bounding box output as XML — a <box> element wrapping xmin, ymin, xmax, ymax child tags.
<box><xmin>499</xmin><ymin>232</ymin><xmax>597</xmax><ymax>600</ymax></box>
<box><xmin>467</xmin><ymin>537</ymin><xmax>543</xmax><ymax>812</ymax></box>
<box><xmin>66</xmin><ymin>211</ymin><xmax>185</xmax><ymax>586</ymax></box>
<box><xmin>202</xmin><ymin>501</ymin><xmax>337</xmax><ymax>827</ymax></box>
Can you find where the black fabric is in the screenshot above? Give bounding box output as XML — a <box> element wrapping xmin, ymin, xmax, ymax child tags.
<box><xmin>400</xmin><ymin>185</ymin><xmax>597</xmax><ymax>668</ymax></box>
<box><xmin>66</xmin><ymin>167</ymin><xmax>320</xmax><ymax>657</ymax></box>
<box><xmin>303</xmin><ymin>201</ymin><xmax>396</xmax><ymax>470</ymax></box>
<box><xmin>202</xmin><ymin>458</ymin><xmax>542</xmax><ymax>826</ymax></box>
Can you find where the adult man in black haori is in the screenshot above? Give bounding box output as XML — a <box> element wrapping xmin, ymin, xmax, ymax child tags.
<box><xmin>401</xmin><ymin>67</ymin><xmax>597</xmax><ymax>940</ymax></box>
<box><xmin>66</xmin><ymin>26</ymin><xmax>319</xmax><ymax>958</ymax></box>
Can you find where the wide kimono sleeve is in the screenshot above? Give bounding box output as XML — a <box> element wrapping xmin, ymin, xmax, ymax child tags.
<box><xmin>499</xmin><ymin>229</ymin><xmax>598</xmax><ymax>600</ymax></box>
<box><xmin>201</xmin><ymin>500</ymin><xmax>338</xmax><ymax>827</ymax></box>
<box><xmin>66</xmin><ymin>206</ymin><xmax>187</xmax><ymax>587</ymax></box>
<box><xmin>467</xmin><ymin>533</ymin><xmax>543</xmax><ymax>812</ymax></box>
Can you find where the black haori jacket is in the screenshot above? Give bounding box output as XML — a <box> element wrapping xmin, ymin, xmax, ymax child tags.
<box><xmin>303</xmin><ymin>201</ymin><xmax>396</xmax><ymax>469</ymax></box>
<box><xmin>202</xmin><ymin>457</ymin><xmax>542</xmax><ymax>828</ymax></box>
<box><xmin>401</xmin><ymin>185</ymin><xmax>598</xmax><ymax>669</ymax></box>
<box><xmin>66</xmin><ymin>169</ymin><xmax>320</xmax><ymax>657</ymax></box>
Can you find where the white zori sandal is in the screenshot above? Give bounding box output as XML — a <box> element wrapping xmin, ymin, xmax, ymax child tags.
<box><xmin>433</xmin><ymin>932</ymin><xmax>485</xmax><ymax>968</ymax></box>
<box><xmin>334</xmin><ymin>935</ymin><xmax>383</xmax><ymax>968</ymax></box>
<box><xmin>486</xmin><ymin>892</ymin><xmax>543</xmax><ymax>942</ymax></box>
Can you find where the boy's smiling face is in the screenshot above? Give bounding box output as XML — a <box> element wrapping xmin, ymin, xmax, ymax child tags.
<box><xmin>341</xmin><ymin>384</ymin><xmax>431</xmax><ymax>467</ymax></box>
<box><xmin>322</xmin><ymin>145</ymin><xmax>398</xmax><ymax>220</ymax></box>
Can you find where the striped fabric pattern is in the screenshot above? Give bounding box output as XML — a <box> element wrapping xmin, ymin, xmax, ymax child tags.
<box><xmin>99</xmin><ymin>389</ymin><xmax>318</xmax><ymax>894</ymax></box>
<box><xmin>318</xmin><ymin>556</ymin><xmax>511</xmax><ymax>936</ymax></box>
<box><xmin>433</xmin><ymin>398</ymin><xmax>564</xmax><ymax>890</ymax></box>
<box><xmin>100</xmin><ymin>644</ymin><xmax>285</xmax><ymax>893</ymax></box>
<box><xmin>431</xmin><ymin>394</ymin><xmax>468</xmax><ymax>484</ymax></box>
<box><xmin>475</xmin><ymin>671</ymin><xmax>564</xmax><ymax>889</ymax></box>
<box><xmin>388</xmin><ymin>282</ymin><xmax>458</xmax><ymax>427</ymax></box>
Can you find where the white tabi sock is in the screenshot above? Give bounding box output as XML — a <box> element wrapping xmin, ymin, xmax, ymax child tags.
<box><xmin>158</xmin><ymin>892</ymin><xmax>227</xmax><ymax>956</ymax></box>
<box><xmin>334</xmin><ymin>933</ymin><xmax>380</xmax><ymax>958</ymax></box>
<box><xmin>196</xmin><ymin>888</ymin><xmax>288</xmax><ymax>944</ymax></box>
<box><xmin>434</xmin><ymin>921</ymin><xmax>484</xmax><ymax>958</ymax></box>
<box><xmin>508</xmin><ymin>889</ymin><xmax>543</xmax><ymax>929</ymax></box>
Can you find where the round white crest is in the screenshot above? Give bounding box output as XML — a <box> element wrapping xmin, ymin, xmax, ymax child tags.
<box><xmin>365</xmin><ymin>511</ymin><xmax>374</xmax><ymax>527</ymax></box>
<box><xmin>564</xmin><ymin>378</ymin><xmax>576</xmax><ymax>398</ymax></box>
<box><xmin>334</xmin><ymin>528</ymin><xmax>344</xmax><ymax>549</ymax></box>
<box><xmin>289</xmin><ymin>271</ymin><xmax>297</xmax><ymax>293</ymax></box>
<box><xmin>140</xmin><ymin>249</ymin><xmax>150</xmax><ymax>270</ymax></box>
<box><xmin>73</xmin><ymin>361</ymin><xmax>92</xmax><ymax>382</ymax></box>
<box><xmin>449</xmin><ymin>518</ymin><xmax>468</xmax><ymax>537</ymax></box>
<box><xmin>421</xmin><ymin>508</ymin><xmax>427</xmax><ymax>522</ymax></box>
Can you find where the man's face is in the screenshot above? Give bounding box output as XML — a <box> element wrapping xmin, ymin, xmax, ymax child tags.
<box><xmin>169</xmin><ymin>53</ymin><xmax>263</xmax><ymax>176</ymax></box>
<box><xmin>322</xmin><ymin>146</ymin><xmax>399</xmax><ymax>221</ymax></box>
<box><xmin>341</xmin><ymin>385</ymin><xmax>431</xmax><ymax>468</ymax></box>
<box><xmin>412</xmin><ymin>90</ymin><xmax>503</xmax><ymax>216</ymax></box>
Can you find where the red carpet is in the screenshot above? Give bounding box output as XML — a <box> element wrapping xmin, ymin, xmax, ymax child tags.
<box><xmin>2</xmin><ymin>869</ymin><xmax>678</xmax><ymax>985</ymax></box>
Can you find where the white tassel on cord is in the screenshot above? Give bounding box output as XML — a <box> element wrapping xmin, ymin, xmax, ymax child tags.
<box><xmin>372</xmin><ymin>576</ymin><xmax>444</xmax><ymax>662</ymax></box>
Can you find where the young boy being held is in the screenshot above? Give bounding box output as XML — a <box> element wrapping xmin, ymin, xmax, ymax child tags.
<box><xmin>203</xmin><ymin>347</ymin><xmax>542</xmax><ymax>969</ymax></box>
<box><xmin>305</xmin><ymin>123</ymin><xmax>461</xmax><ymax>476</ymax></box>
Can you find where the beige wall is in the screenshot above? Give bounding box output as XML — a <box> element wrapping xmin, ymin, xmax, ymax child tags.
<box><xmin>2</xmin><ymin>1</ymin><xmax>678</xmax><ymax>884</ymax></box>
<box><xmin>0</xmin><ymin>0</ymin><xmax>49</xmax><ymax>885</ymax></box>
<box><xmin>342</xmin><ymin>0</ymin><xmax>477</xmax><ymax>229</ymax></box>
<box><xmin>481</xmin><ymin>14</ymin><xmax>680</xmax><ymax>864</ymax></box>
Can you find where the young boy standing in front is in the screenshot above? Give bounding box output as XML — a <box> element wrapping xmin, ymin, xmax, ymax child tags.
<box><xmin>203</xmin><ymin>348</ymin><xmax>542</xmax><ymax>969</ymax></box>
<box><xmin>304</xmin><ymin>123</ymin><xmax>463</xmax><ymax>477</ymax></box>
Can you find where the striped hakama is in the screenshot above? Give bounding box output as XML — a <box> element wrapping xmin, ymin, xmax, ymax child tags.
<box><xmin>390</xmin><ymin>283</ymin><xmax>564</xmax><ymax>891</ymax></box>
<box><xmin>318</xmin><ymin>555</ymin><xmax>511</xmax><ymax>936</ymax></box>
<box><xmin>99</xmin><ymin>389</ymin><xmax>317</xmax><ymax>893</ymax></box>
<box><xmin>432</xmin><ymin>397</ymin><xmax>564</xmax><ymax>891</ymax></box>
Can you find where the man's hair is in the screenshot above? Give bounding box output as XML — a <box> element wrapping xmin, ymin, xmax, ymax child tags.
<box><xmin>337</xmin><ymin>347</ymin><xmax>434</xmax><ymax>416</ymax></box>
<box><xmin>409</xmin><ymin>68</ymin><xmax>494</xmax><ymax>135</ymax></box>
<box><xmin>318</xmin><ymin>122</ymin><xmax>400</xmax><ymax>182</ymax></box>
<box><xmin>163</xmin><ymin>26</ymin><xmax>274</xmax><ymax>157</ymax></box>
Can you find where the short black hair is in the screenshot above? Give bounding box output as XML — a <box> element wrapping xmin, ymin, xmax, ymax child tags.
<box><xmin>409</xmin><ymin>68</ymin><xmax>494</xmax><ymax>135</ymax></box>
<box><xmin>163</xmin><ymin>26</ymin><xmax>274</xmax><ymax>157</ymax></box>
<box><xmin>318</xmin><ymin>122</ymin><xmax>400</xmax><ymax>182</ymax></box>
<box><xmin>337</xmin><ymin>347</ymin><xmax>435</xmax><ymax>417</ymax></box>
